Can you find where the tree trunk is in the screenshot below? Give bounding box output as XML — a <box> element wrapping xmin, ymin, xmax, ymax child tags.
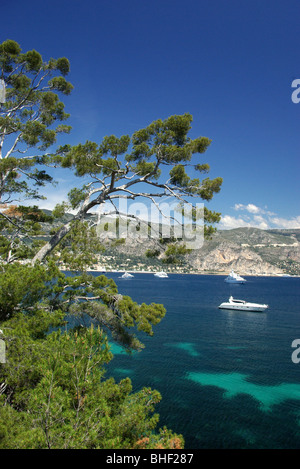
<box><xmin>32</xmin><ymin>197</ymin><xmax>101</xmax><ymax>264</ymax></box>
<box><xmin>32</xmin><ymin>220</ymin><xmax>73</xmax><ymax>264</ymax></box>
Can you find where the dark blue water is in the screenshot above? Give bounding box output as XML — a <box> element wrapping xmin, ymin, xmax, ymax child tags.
<box><xmin>94</xmin><ymin>273</ymin><xmax>300</xmax><ymax>449</ymax></box>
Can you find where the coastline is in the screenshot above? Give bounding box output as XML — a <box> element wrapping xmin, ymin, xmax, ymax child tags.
<box><xmin>85</xmin><ymin>267</ymin><xmax>299</xmax><ymax>278</ymax></box>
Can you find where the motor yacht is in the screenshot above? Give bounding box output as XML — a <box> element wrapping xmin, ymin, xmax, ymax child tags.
<box><xmin>219</xmin><ymin>296</ymin><xmax>268</xmax><ymax>312</ymax></box>
<box><xmin>224</xmin><ymin>270</ymin><xmax>246</xmax><ymax>284</ymax></box>
<box><xmin>154</xmin><ymin>271</ymin><xmax>168</xmax><ymax>278</ymax></box>
<box><xmin>121</xmin><ymin>272</ymin><xmax>134</xmax><ymax>279</ymax></box>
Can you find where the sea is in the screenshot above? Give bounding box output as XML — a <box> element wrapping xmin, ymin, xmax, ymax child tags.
<box><xmin>92</xmin><ymin>272</ymin><xmax>300</xmax><ymax>449</ymax></box>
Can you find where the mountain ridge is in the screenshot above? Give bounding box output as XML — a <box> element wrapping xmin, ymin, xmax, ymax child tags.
<box><xmin>39</xmin><ymin>210</ymin><xmax>300</xmax><ymax>276</ymax></box>
<box><xmin>94</xmin><ymin>224</ymin><xmax>300</xmax><ymax>276</ymax></box>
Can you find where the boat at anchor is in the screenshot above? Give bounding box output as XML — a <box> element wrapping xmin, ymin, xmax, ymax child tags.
<box><xmin>121</xmin><ymin>272</ymin><xmax>134</xmax><ymax>279</ymax></box>
<box><xmin>224</xmin><ymin>270</ymin><xmax>246</xmax><ymax>284</ymax></box>
<box><xmin>219</xmin><ymin>296</ymin><xmax>268</xmax><ymax>312</ymax></box>
<box><xmin>154</xmin><ymin>271</ymin><xmax>168</xmax><ymax>278</ymax></box>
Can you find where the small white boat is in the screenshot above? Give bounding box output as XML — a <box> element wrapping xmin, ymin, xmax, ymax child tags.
<box><xmin>219</xmin><ymin>296</ymin><xmax>268</xmax><ymax>312</ymax></box>
<box><xmin>154</xmin><ymin>271</ymin><xmax>168</xmax><ymax>278</ymax></box>
<box><xmin>121</xmin><ymin>272</ymin><xmax>134</xmax><ymax>279</ymax></box>
<box><xmin>224</xmin><ymin>270</ymin><xmax>246</xmax><ymax>284</ymax></box>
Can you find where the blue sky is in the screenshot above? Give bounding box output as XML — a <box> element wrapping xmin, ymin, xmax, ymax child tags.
<box><xmin>2</xmin><ymin>0</ymin><xmax>299</xmax><ymax>229</ymax></box>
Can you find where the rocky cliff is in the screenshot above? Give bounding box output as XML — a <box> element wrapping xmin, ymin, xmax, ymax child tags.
<box><xmin>39</xmin><ymin>211</ymin><xmax>300</xmax><ymax>275</ymax></box>
<box><xmin>184</xmin><ymin>227</ymin><xmax>300</xmax><ymax>275</ymax></box>
<box><xmin>96</xmin><ymin>226</ymin><xmax>300</xmax><ymax>276</ymax></box>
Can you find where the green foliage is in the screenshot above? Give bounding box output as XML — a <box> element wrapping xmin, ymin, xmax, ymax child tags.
<box><xmin>131</xmin><ymin>160</ymin><xmax>161</xmax><ymax>179</ymax></box>
<box><xmin>99</xmin><ymin>134</ymin><xmax>131</xmax><ymax>157</ymax></box>
<box><xmin>62</xmin><ymin>271</ymin><xmax>166</xmax><ymax>351</ymax></box>
<box><xmin>0</xmin><ymin>262</ymin><xmax>61</xmax><ymax>321</ymax></box>
<box><xmin>0</xmin><ymin>258</ymin><xmax>175</xmax><ymax>448</ymax></box>
<box><xmin>162</xmin><ymin>243</ymin><xmax>192</xmax><ymax>265</ymax></box>
<box><xmin>0</xmin><ymin>40</ymin><xmax>22</xmax><ymax>73</ymax></box>
<box><xmin>0</xmin><ymin>157</ymin><xmax>49</xmax><ymax>202</ymax></box>
<box><xmin>52</xmin><ymin>201</ymin><xmax>70</xmax><ymax>219</ymax></box>
<box><xmin>55</xmin><ymin>220</ymin><xmax>105</xmax><ymax>272</ymax></box>
<box><xmin>111</xmin><ymin>237</ymin><xmax>126</xmax><ymax>247</ymax></box>
<box><xmin>0</xmin><ymin>312</ymin><xmax>182</xmax><ymax>449</ymax></box>
<box><xmin>68</xmin><ymin>187</ymin><xmax>88</xmax><ymax>209</ymax></box>
<box><xmin>0</xmin><ymin>39</ymin><xmax>73</xmax><ymax>203</ymax></box>
<box><xmin>145</xmin><ymin>249</ymin><xmax>160</xmax><ymax>258</ymax></box>
<box><xmin>55</xmin><ymin>57</ymin><xmax>71</xmax><ymax>76</ymax></box>
<box><xmin>203</xmin><ymin>207</ymin><xmax>222</xmax><ymax>238</ymax></box>
<box><xmin>54</xmin><ymin>113</ymin><xmax>221</xmax><ymax>196</ymax></box>
<box><xmin>198</xmin><ymin>177</ymin><xmax>223</xmax><ymax>201</ymax></box>
<box><xmin>0</xmin><ymin>204</ymin><xmax>56</xmax><ymax>263</ymax></box>
<box><xmin>169</xmin><ymin>164</ymin><xmax>191</xmax><ymax>186</ymax></box>
<box><xmin>0</xmin><ymin>235</ymin><xmax>33</xmax><ymax>262</ymax></box>
<box><xmin>169</xmin><ymin>165</ymin><xmax>222</xmax><ymax>200</ymax></box>
<box><xmin>0</xmin><ymin>252</ymin><xmax>166</xmax><ymax>350</ymax></box>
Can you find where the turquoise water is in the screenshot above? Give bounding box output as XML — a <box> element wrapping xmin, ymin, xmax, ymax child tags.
<box><xmin>95</xmin><ymin>273</ymin><xmax>300</xmax><ymax>449</ymax></box>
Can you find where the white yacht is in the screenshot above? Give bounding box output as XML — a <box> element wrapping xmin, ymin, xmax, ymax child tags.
<box><xmin>154</xmin><ymin>271</ymin><xmax>168</xmax><ymax>278</ymax></box>
<box><xmin>219</xmin><ymin>296</ymin><xmax>268</xmax><ymax>312</ymax></box>
<box><xmin>121</xmin><ymin>272</ymin><xmax>134</xmax><ymax>279</ymax></box>
<box><xmin>224</xmin><ymin>270</ymin><xmax>246</xmax><ymax>284</ymax></box>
